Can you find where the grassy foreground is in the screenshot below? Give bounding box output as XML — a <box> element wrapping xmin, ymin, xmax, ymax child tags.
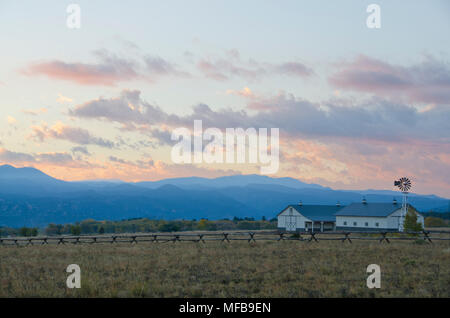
<box><xmin>0</xmin><ymin>240</ymin><xmax>449</xmax><ymax>297</ymax></box>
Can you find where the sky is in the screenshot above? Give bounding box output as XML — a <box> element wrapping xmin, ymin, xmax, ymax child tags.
<box><xmin>0</xmin><ymin>0</ymin><xmax>449</xmax><ymax>197</ymax></box>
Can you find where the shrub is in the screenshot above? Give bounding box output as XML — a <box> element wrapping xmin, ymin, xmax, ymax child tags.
<box><xmin>404</xmin><ymin>209</ymin><xmax>423</xmax><ymax>232</ymax></box>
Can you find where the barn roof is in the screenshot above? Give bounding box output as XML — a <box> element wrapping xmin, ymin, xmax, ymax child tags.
<box><xmin>279</xmin><ymin>205</ymin><xmax>343</xmax><ymax>222</ymax></box>
<box><xmin>334</xmin><ymin>202</ymin><xmax>406</xmax><ymax>217</ymax></box>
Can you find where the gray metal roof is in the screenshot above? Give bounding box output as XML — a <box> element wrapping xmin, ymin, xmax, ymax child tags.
<box><xmin>334</xmin><ymin>203</ymin><xmax>404</xmax><ymax>217</ymax></box>
<box><xmin>280</xmin><ymin>205</ymin><xmax>344</xmax><ymax>222</ymax></box>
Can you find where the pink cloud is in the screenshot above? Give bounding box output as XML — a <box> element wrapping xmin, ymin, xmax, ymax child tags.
<box><xmin>329</xmin><ymin>55</ymin><xmax>450</xmax><ymax>104</ymax></box>
<box><xmin>22</xmin><ymin>58</ymin><xmax>138</xmax><ymax>86</ymax></box>
<box><xmin>21</xmin><ymin>50</ymin><xmax>188</xmax><ymax>86</ymax></box>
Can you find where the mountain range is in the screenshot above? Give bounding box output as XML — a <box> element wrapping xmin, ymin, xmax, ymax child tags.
<box><xmin>0</xmin><ymin>164</ymin><xmax>448</xmax><ymax>227</ymax></box>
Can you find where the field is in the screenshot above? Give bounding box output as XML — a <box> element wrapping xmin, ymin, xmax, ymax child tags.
<box><xmin>0</xmin><ymin>238</ymin><xmax>449</xmax><ymax>298</ymax></box>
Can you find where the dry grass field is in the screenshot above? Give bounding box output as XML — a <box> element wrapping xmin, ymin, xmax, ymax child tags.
<box><xmin>0</xmin><ymin>240</ymin><xmax>449</xmax><ymax>298</ymax></box>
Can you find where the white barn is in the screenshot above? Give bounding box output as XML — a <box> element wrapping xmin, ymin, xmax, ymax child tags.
<box><xmin>335</xmin><ymin>199</ymin><xmax>424</xmax><ymax>232</ymax></box>
<box><xmin>277</xmin><ymin>203</ymin><xmax>342</xmax><ymax>232</ymax></box>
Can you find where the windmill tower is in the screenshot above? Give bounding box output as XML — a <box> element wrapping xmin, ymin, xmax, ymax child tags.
<box><xmin>394</xmin><ymin>177</ymin><xmax>412</xmax><ymax>232</ymax></box>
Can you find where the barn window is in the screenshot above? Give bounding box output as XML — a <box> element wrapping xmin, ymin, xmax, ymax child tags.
<box><xmin>365</xmin><ymin>222</ymin><xmax>368</xmax><ymax>226</ymax></box>
<box><xmin>375</xmin><ymin>223</ymin><xmax>379</xmax><ymax>227</ymax></box>
<box><xmin>343</xmin><ymin>221</ymin><xmax>347</xmax><ymax>226</ymax></box>
<box><xmin>353</xmin><ymin>222</ymin><xmax>357</xmax><ymax>226</ymax></box>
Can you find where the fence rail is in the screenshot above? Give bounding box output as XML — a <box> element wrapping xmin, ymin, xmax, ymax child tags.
<box><xmin>0</xmin><ymin>230</ymin><xmax>449</xmax><ymax>246</ymax></box>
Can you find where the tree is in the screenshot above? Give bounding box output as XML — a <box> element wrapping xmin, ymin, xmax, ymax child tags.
<box><xmin>70</xmin><ymin>225</ymin><xmax>81</xmax><ymax>235</ymax></box>
<box><xmin>198</xmin><ymin>219</ymin><xmax>208</xmax><ymax>230</ymax></box>
<box><xmin>158</xmin><ymin>223</ymin><xmax>180</xmax><ymax>232</ymax></box>
<box><xmin>19</xmin><ymin>227</ymin><xmax>28</xmax><ymax>237</ymax></box>
<box><xmin>18</xmin><ymin>227</ymin><xmax>38</xmax><ymax>237</ymax></box>
<box><xmin>403</xmin><ymin>208</ymin><xmax>423</xmax><ymax>232</ymax></box>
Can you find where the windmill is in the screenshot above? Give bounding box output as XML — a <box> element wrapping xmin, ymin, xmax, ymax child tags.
<box><xmin>394</xmin><ymin>177</ymin><xmax>412</xmax><ymax>231</ymax></box>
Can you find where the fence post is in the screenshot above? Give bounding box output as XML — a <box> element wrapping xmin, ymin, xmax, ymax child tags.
<box><xmin>379</xmin><ymin>232</ymin><xmax>389</xmax><ymax>244</ymax></box>
<box><xmin>423</xmin><ymin>231</ymin><xmax>433</xmax><ymax>243</ymax></box>
<box><xmin>341</xmin><ymin>232</ymin><xmax>352</xmax><ymax>243</ymax></box>
<box><xmin>222</xmin><ymin>233</ymin><xmax>230</xmax><ymax>243</ymax></box>
<box><xmin>308</xmin><ymin>233</ymin><xmax>318</xmax><ymax>243</ymax></box>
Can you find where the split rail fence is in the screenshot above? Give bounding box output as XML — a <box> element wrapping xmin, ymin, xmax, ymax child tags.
<box><xmin>0</xmin><ymin>230</ymin><xmax>449</xmax><ymax>246</ymax></box>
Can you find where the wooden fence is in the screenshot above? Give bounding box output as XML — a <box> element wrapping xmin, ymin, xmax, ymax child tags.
<box><xmin>0</xmin><ymin>230</ymin><xmax>449</xmax><ymax>246</ymax></box>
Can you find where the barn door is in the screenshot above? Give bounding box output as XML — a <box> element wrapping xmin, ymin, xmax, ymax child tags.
<box><xmin>286</xmin><ymin>209</ymin><xmax>297</xmax><ymax>231</ymax></box>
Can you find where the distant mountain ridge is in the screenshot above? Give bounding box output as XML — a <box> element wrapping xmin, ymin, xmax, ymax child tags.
<box><xmin>135</xmin><ymin>174</ymin><xmax>328</xmax><ymax>190</ymax></box>
<box><xmin>0</xmin><ymin>164</ymin><xmax>56</xmax><ymax>181</ymax></box>
<box><xmin>0</xmin><ymin>165</ymin><xmax>448</xmax><ymax>227</ymax></box>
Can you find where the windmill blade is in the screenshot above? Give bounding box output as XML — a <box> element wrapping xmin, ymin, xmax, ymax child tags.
<box><xmin>395</xmin><ymin>177</ymin><xmax>412</xmax><ymax>192</ymax></box>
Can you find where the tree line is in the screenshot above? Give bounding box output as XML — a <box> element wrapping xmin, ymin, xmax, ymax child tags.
<box><xmin>0</xmin><ymin>217</ymin><xmax>277</xmax><ymax>237</ymax></box>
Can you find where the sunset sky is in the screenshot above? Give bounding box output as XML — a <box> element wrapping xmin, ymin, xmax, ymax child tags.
<box><xmin>0</xmin><ymin>1</ymin><xmax>449</xmax><ymax>197</ymax></box>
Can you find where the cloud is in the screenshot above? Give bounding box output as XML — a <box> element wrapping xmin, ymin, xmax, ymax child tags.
<box><xmin>197</xmin><ymin>58</ymin><xmax>266</xmax><ymax>81</ymax></box>
<box><xmin>35</xmin><ymin>152</ymin><xmax>74</xmax><ymax>164</ymax></box>
<box><xmin>31</xmin><ymin>122</ymin><xmax>116</xmax><ymax>148</ymax></box>
<box><xmin>56</xmin><ymin>94</ymin><xmax>73</xmax><ymax>104</ymax></box>
<box><xmin>69</xmin><ymin>90</ymin><xmax>170</xmax><ymax>127</ymax></box>
<box><xmin>22</xmin><ymin>49</ymin><xmax>190</xmax><ymax>86</ymax></box>
<box><xmin>146</xmin><ymin>129</ymin><xmax>174</xmax><ymax>146</ymax></box>
<box><xmin>143</xmin><ymin>55</ymin><xmax>190</xmax><ymax>78</ymax></box>
<box><xmin>21</xmin><ymin>47</ymin><xmax>312</xmax><ymax>85</ymax></box>
<box><xmin>22</xmin><ymin>51</ymin><xmax>138</xmax><ymax>86</ymax></box>
<box><xmin>0</xmin><ymin>148</ymin><xmax>78</xmax><ymax>165</ymax></box>
<box><xmin>0</xmin><ymin>148</ymin><xmax>35</xmax><ymax>162</ymax></box>
<box><xmin>21</xmin><ymin>108</ymin><xmax>48</xmax><ymax>116</ymax></box>
<box><xmin>329</xmin><ymin>55</ymin><xmax>450</xmax><ymax>104</ymax></box>
<box><xmin>196</xmin><ymin>50</ymin><xmax>313</xmax><ymax>81</ymax></box>
<box><xmin>275</xmin><ymin>62</ymin><xmax>314</xmax><ymax>77</ymax></box>
<box><xmin>7</xmin><ymin>116</ymin><xmax>17</xmax><ymax>125</ymax></box>
<box><xmin>69</xmin><ymin>90</ymin><xmax>450</xmax><ymax>145</ymax></box>
<box><xmin>226</xmin><ymin>87</ymin><xmax>256</xmax><ymax>98</ymax></box>
<box><xmin>71</xmin><ymin>146</ymin><xmax>91</xmax><ymax>156</ymax></box>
